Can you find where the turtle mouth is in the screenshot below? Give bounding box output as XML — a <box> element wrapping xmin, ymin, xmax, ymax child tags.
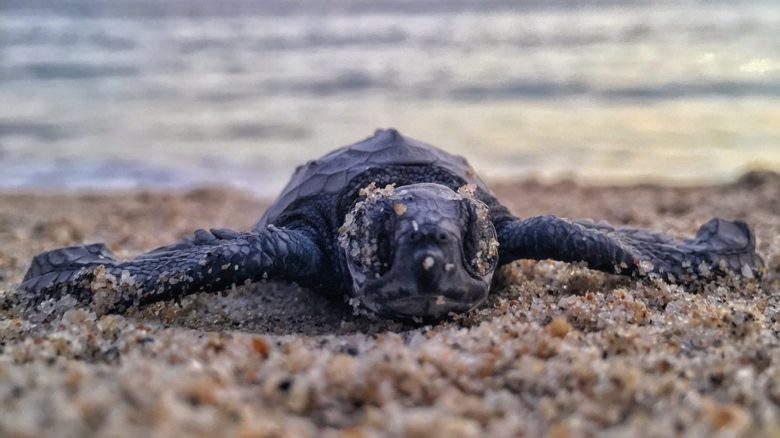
<box><xmin>358</xmin><ymin>268</ymin><xmax>490</xmax><ymax>319</ymax></box>
<box><xmin>377</xmin><ymin>294</ymin><xmax>484</xmax><ymax>319</ymax></box>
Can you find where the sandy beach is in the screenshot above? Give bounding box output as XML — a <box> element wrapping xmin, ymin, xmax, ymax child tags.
<box><xmin>1</xmin><ymin>173</ymin><xmax>779</xmax><ymax>437</ymax></box>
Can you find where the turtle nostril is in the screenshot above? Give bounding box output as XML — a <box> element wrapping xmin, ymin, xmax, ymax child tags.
<box><xmin>436</xmin><ymin>231</ymin><xmax>449</xmax><ymax>242</ymax></box>
<box><xmin>416</xmin><ymin>254</ymin><xmax>440</xmax><ymax>287</ymax></box>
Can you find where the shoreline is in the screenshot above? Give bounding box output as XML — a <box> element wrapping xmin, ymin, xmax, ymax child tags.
<box><xmin>1</xmin><ymin>167</ymin><xmax>777</xmax><ymax>199</ymax></box>
<box><xmin>1</xmin><ymin>173</ymin><xmax>779</xmax><ymax>436</ymax></box>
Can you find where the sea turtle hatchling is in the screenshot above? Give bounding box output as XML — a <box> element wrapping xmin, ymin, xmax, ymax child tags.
<box><xmin>18</xmin><ymin>129</ymin><xmax>764</xmax><ymax>319</ymax></box>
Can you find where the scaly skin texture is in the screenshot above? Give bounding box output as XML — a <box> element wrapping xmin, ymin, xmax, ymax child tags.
<box><xmin>497</xmin><ymin>216</ymin><xmax>763</xmax><ymax>282</ymax></box>
<box><xmin>15</xmin><ymin>129</ymin><xmax>764</xmax><ymax>318</ymax></box>
<box><xmin>18</xmin><ymin>227</ymin><xmax>322</xmax><ymax>313</ymax></box>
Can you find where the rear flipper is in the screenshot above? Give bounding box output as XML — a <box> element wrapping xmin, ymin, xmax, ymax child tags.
<box><xmin>17</xmin><ymin>227</ymin><xmax>322</xmax><ymax>313</ymax></box>
<box><xmin>497</xmin><ymin>216</ymin><xmax>763</xmax><ymax>282</ymax></box>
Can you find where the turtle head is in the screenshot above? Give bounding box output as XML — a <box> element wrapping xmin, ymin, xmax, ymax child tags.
<box><xmin>339</xmin><ymin>183</ymin><xmax>498</xmax><ymax>319</ymax></box>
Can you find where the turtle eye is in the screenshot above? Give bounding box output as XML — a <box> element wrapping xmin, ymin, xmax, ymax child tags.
<box><xmin>374</xmin><ymin>225</ymin><xmax>394</xmax><ymax>273</ymax></box>
<box><xmin>339</xmin><ymin>201</ymin><xmax>394</xmax><ymax>276</ymax></box>
<box><xmin>462</xmin><ymin>199</ymin><xmax>499</xmax><ymax>277</ymax></box>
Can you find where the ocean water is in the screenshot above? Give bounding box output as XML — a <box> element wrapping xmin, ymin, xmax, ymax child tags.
<box><xmin>1</xmin><ymin>0</ymin><xmax>779</xmax><ymax>196</ymax></box>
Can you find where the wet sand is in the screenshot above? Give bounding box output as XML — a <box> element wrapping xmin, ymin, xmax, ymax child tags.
<box><xmin>1</xmin><ymin>173</ymin><xmax>779</xmax><ymax>437</ymax></box>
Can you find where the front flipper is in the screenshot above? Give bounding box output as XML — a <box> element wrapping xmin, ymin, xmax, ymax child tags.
<box><xmin>18</xmin><ymin>226</ymin><xmax>322</xmax><ymax>312</ymax></box>
<box><xmin>497</xmin><ymin>216</ymin><xmax>763</xmax><ymax>282</ymax></box>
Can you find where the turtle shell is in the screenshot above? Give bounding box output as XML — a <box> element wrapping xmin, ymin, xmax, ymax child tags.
<box><xmin>255</xmin><ymin>129</ymin><xmax>491</xmax><ymax>229</ymax></box>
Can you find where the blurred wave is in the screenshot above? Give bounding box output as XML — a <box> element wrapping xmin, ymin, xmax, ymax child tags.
<box><xmin>1</xmin><ymin>0</ymin><xmax>778</xmax><ymax>195</ymax></box>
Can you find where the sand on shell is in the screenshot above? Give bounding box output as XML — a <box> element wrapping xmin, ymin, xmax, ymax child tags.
<box><xmin>1</xmin><ymin>173</ymin><xmax>779</xmax><ymax>437</ymax></box>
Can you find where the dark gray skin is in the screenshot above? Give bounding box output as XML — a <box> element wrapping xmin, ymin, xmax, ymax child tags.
<box><xmin>17</xmin><ymin>129</ymin><xmax>764</xmax><ymax>319</ymax></box>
